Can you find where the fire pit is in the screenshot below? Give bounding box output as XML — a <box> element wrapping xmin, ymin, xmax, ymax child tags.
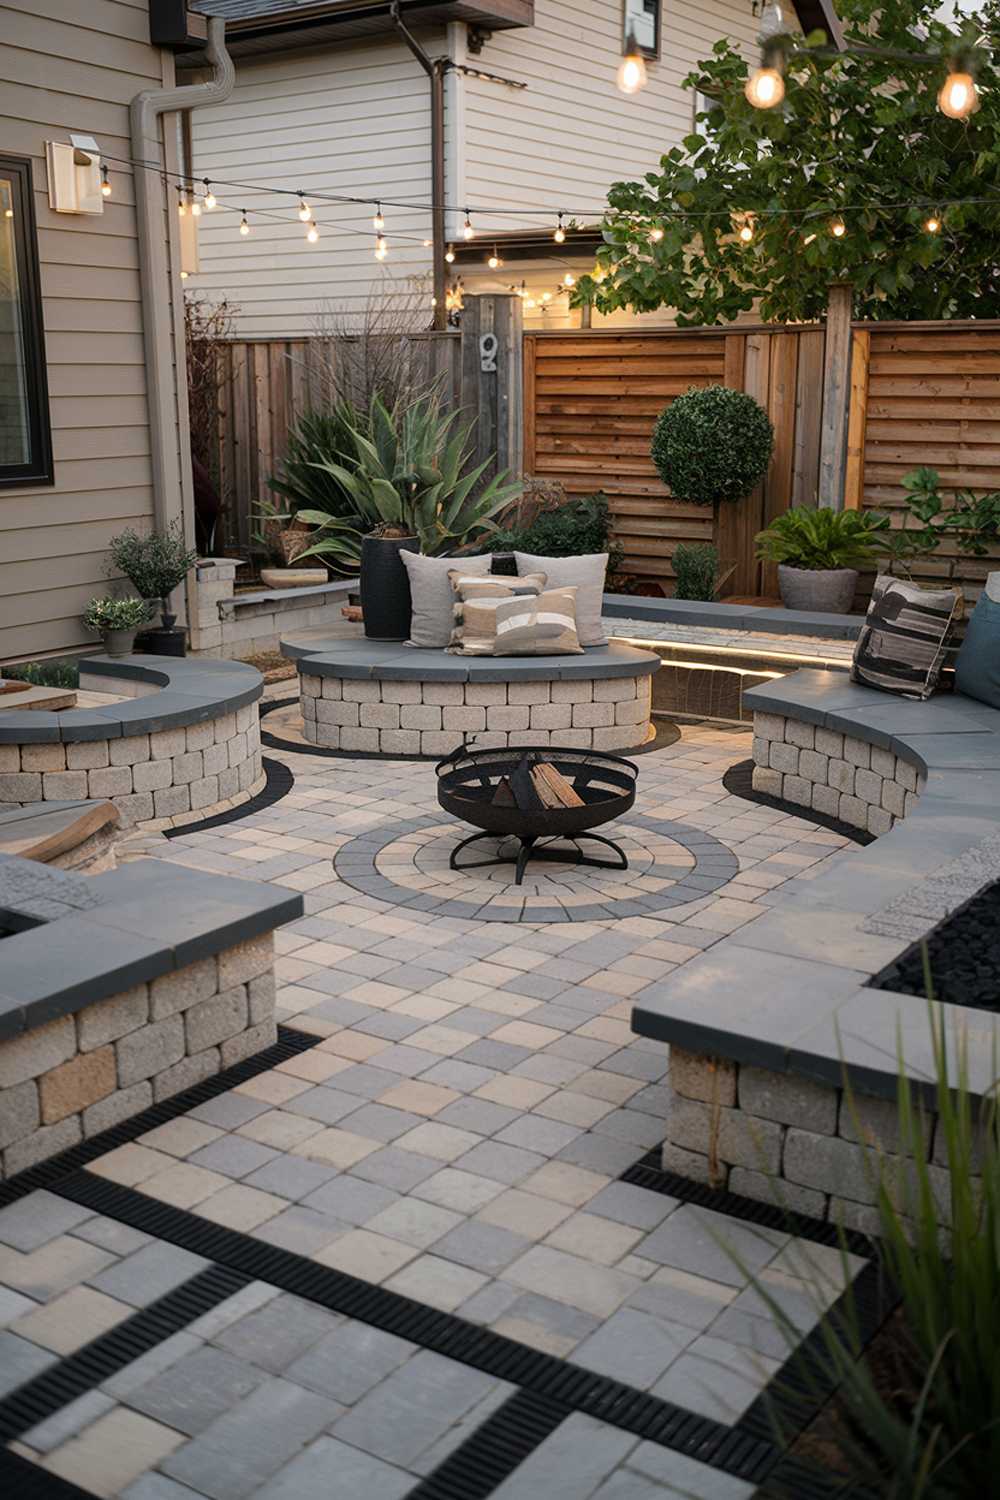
<box><xmin>436</xmin><ymin>744</ymin><xmax>638</xmax><ymax>885</ymax></box>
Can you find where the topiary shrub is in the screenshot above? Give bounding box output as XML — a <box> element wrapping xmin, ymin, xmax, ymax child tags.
<box><xmin>672</xmin><ymin>542</ymin><xmax>719</xmax><ymax>600</ymax></box>
<box><xmin>651</xmin><ymin>385</ymin><xmax>774</xmax><ymax>507</ymax></box>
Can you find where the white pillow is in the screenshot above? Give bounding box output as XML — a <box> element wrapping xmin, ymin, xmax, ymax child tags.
<box><xmin>400</xmin><ymin>552</ymin><xmax>492</xmax><ymax>648</ymax></box>
<box><xmin>513</xmin><ymin>552</ymin><xmax>608</xmax><ymax>646</ymax></box>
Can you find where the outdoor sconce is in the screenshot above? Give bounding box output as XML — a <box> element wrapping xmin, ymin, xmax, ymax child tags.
<box><xmin>45</xmin><ymin>134</ymin><xmax>105</xmax><ymax>215</ymax></box>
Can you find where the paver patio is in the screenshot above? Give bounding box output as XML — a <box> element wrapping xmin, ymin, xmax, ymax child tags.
<box><xmin>0</xmin><ymin>699</ymin><xmax>869</xmax><ymax>1498</ymax></box>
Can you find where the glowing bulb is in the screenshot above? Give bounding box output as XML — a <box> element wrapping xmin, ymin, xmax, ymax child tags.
<box><xmin>803</xmin><ymin>232</ymin><xmax>817</xmax><ymax>245</ymax></box>
<box><xmin>298</xmin><ymin>195</ymin><xmax>311</xmax><ymax>222</ymax></box>
<box><xmin>563</xmin><ymin>272</ymin><xmax>575</xmax><ymax>287</ymax></box>
<box><xmin>745</xmin><ymin>66</ymin><xmax>785</xmax><ymax>109</ymax></box>
<box><xmin>830</xmin><ymin>217</ymin><xmax>846</xmax><ymax>238</ymax></box>
<box><xmin>739</xmin><ymin>222</ymin><xmax>754</xmax><ymax>244</ymax></box>
<box><xmin>3</xmin><ymin>207</ymin><xmax>12</xmax><ymax>218</ymax></box>
<box><xmin>373</xmin><ymin>203</ymin><xmax>384</xmax><ymax>230</ymax></box>
<box><xmin>445</xmin><ymin>244</ymin><xmax>455</xmax><ymax>263</ymax></box>
<box><xmin>554</xmin><ymin>214</ymin><xmax>565</xmax><ymax>244</ymax></box>
<box><xmin>525</xmin><ymin>297</ymin><xmax>536</xmax><ymax>309</ymax></box>
<box><xmin>180</xmin><ymin>269</ymin><xmax>189</xmax><ymax>279</ymax></box>
<box><xmin>177</xmin><ymin>192</ymin><xmax>187</xmax><ymax>218</ymax></box>
<box><xmin>374</xmin><ymin>233</ymin><xmax>387</xmax><ymax>259</ymax></box>
<box><xmin>924</xmin><ymin>215</ymin><xmax>941</xmax><ymax>234</ymax></box>
<box><xmin>462</xmin><ymin>213</ymin><xmax>474</xmax><ymax>241</ymax></box>
<box><xmin>240</xmin><ymin>212</ymin><xmax>250</xmax><ymax>236</ymax></box>
<box><xmin>938</xmin><ymin>71</ymin><xmax>977</xmax><ymax>120</ymax></box>
<box><xmin>307</xmin><ymin>221</ymin><xmax>319</xmax><ymax>243</ymax></box>
<box><xmin>487</xmin><ymin>246</ymin><xmax>501</xmax><ymax>269</ymax></box>
<box><xmin>203</xmin><ymin>181</ymin><xmax>216</xmax><ymax>210</ymax></box>
<box><xmin>541</xmin><ymin>291</ymin><xmax>552</xmax><ymax>302</ymax></box>
<box><xmin>616</xmin><ymin>34</ymin><xmax>647</xmax><ymax>95</ymax></box>
<box><xmin>423</xmin><ymin>238</ymin><xmax>432</xmax><ymax>247</ymax></box>
<box><xmin>190</xmin><ymin>199</ymin><xmax>201</xmax><ymax>218</ymax></box>
<box><xmin>650</xmin><ymin>226</ymin><xmax>664</xmax><ymax>243</ymax></box>
<box><xmin>100</xmin><ymin>164</ymin><xmax>112</xmax><ymax>198</ymax></box>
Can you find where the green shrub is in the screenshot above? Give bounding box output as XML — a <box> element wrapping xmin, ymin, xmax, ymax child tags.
<box><xmin>672</xmin><ymin>542</ymin><xmax>719</xmax><ymax>600</ymax></box>
<box><xmin>3</xmin><ymin>659</ymin><xmax>79</xmax><ymax>689</ymax></box>
<box><xmin>651</xmin><ymin>385</ymin><xmax>773</xmax><ymax>506</ymax></box>
<box><xmin>755</xmin><ymin>506</ymin><xmax>889</xmax><ymax>571</ymax></box>
<box><xmin>268</xmin><ymin>405</ymin><xmax>365</xmax><ymax>522</ymax></box>
<box><xmin>490</xmin><ymin>492</ymin><xmax>624</xmax><ymax>571</ymax></box>
<box><xmin>107</xmin><ymin>521</ymin><xmax>198</xmax><ymax>600</ymax></box>
<box><xmin>83</xmin><ymin>596</ymin><xmax>151</xmax><ymax>633</ymax></box>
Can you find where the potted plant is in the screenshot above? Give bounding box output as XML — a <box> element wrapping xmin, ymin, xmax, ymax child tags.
<box><xmin>755</xmin><ymin>507</ymin><xmax>889</xmax><ymax>613</ymax></box>
<box><xmin>296</xmin><ymin>392</ymin><xmax>521</xmax><ymax>640</ymax></box>
<box><xmin>107</xmin><ymin>522</ymin><xmax>198</xmax><ymax>655</ymax></box>
<box><xmin>251</xmin><ymin>497</ymin><xmax>326</xmax><ymax>589</ymax></box>
<box><xmin>83</xmin><ymin>596</ymin><xmax>151</xmax><ymax>658</ymax></box>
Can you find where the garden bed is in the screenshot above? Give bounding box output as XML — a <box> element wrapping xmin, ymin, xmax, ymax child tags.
<box><xmin>870</xmin><ymin>880</ymin><xmax>1000</xmax><ymax>1012</ymax></box>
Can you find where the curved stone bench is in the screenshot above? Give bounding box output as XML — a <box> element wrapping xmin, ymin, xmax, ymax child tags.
<box><xmin>0</xmin><ymin>656</ymin><xmax>264</xmax><ymax>828</ymax></box>
<box><xmin>281</xmin><ymin>636</ymin><xmax>661</xmax><ymax>756</ymax></box>
<box><xmin>631</xmin><ymin>667</ymin><xmax>1000</xmax><ymax>1230</ymax></box>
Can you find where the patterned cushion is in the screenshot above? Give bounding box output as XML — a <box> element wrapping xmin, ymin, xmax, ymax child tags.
<box><xmin>449</xmin><ymin>580</ymin><xmax>582</xmax><ymax>657</ymax></box>
<box><xmin>851</xmin><ymin>576</ymin><xmax>959</xmax><ymax>699</ymax></box>
<box><xmin>446</xmin><ymin>572</ymin><xmax>548</xmax><ymax>654</ymax></box>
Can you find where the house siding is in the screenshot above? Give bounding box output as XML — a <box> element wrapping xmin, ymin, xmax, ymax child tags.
<box><xmin>0</xmin><ymin>0</ymin><xmax>180</xmax><ymax>663</ymax></box>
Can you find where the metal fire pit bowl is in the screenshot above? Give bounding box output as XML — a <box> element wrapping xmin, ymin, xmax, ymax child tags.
<box><xmin>435</xmin><ymin>744</ymin><xmax>638</xmax><ymax>885</ymax></box>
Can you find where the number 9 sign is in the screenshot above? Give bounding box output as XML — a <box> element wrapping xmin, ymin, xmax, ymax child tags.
<box><xmin>479</xmin><ymin>333</ymin><xmax>498</xmax><ymax>373</ymax></box>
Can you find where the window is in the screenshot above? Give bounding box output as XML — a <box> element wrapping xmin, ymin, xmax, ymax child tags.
<box><xmin>0</xmin><ymin>156</ymin><xmax>52</xmax><ymax>488</ymax></box>
<box><xmin>624</xmin><ymin>0</ymin><xmax>660</xmax><ymax>59</ymax></box>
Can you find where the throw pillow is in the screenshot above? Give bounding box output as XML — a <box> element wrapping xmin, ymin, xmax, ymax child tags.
<box><xmin>450</xmin><ymin>584</ymin><xmax>583</xmax><ymax>657</ymax></box>
<box><xmin>851</xmin><ymin>575</ymin><xmax>960</xmax><ymax>699</ymax></box>
<box><xmin>446</xmin><ymin>572</ymin><xmax>548</xmax><ymax>654</ymax></box>
<box><xmin>955</xmin><ymin>571</ymin><xmax>1000</xmax><ymax>710</ymax></box>
<box><xmin>400</xmin><ymin>551</ymin><xmax>492</xmax><ymax>648</ymax></box>
<box><xmin>513</xmin><ymin>552</ymin><xmax>608</xmax><ymax>646</ymax></box>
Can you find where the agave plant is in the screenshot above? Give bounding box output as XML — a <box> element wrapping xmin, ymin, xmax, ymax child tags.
<box><xmin>755</xmin><ymin>506</ymin><xmax>890</xmax><ymax>571</ymax></box>
<box><xmin>295</xmin><ymin>392</ymin><xmax>521</xmax><ymax>570</ymax></box>
<box><xmin>267</xmin><ymin>405</ymin><xmax>365</xmax><ymax>522</ymax></box>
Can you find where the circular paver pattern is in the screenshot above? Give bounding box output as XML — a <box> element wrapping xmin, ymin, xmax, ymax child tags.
<box><xmin>333</xmin><ymin>812</ymin><xmax>740</xmax><ymax>923</ymax></box>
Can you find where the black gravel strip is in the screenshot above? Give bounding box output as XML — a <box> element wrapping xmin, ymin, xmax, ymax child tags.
<box><xmin>162</xmin><ymin>755</ymin><xmax>293</xmax><ymax>837</ymax></box>
<box><xmin>0</xmin><ymin>1025</ymin><xmax>319</xmax><ymax>1212</ymax></box>
<box><xmin>869</xmin><ymin>879</ymin><xmax>1000</xmax><ymax>1012</ymax></box>
<box><xmin>722</xmin><ymin>759</ymin><xmax>873</xmax><ymax>846</ymax></box>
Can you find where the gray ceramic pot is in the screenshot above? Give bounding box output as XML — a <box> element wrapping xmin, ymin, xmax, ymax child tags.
<box><xmin>777</xmin><ymin>565</ymin><xmax>858</xmax><ymax>615</ymax></box>
<box><xmin>102</xmin><ymin>628</ymin><xmax>138</xmax><ymax>658</ymax></box>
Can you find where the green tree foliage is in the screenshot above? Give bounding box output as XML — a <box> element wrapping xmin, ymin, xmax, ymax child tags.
<box><xmin>578</xmin><ymin>1</ymin><xmax>1000</xmax><ymax>324</ymax></box>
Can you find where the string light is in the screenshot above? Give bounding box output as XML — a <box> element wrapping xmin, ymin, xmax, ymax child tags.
<box><xmin>736</xmin><ymin>212</ymin><xmax>755</xmax><ymax>244</ymax></box>
<box><xmin>306</xmin><ymin>220</ymin><xmax>319</xmax><ymax>243</ymax></box>
<box><xmin>745</xmin><ymin>63</ymin><xmax>785</xmax><ymax>109</ymax></box>
<box><xmin>297</xmin><ymin>194</ymin><xmax>311</xmax><ymax>222</ymax></box>
<box><xmin>190</xmin><ymin>191</ymin><xmax>202</xmax><ymax>218</ymax></box>
<box><xmin>445</xmin><ymin>244</ymin><xmax>455</xmax><ymax>263</ymax></box>
<box><xmin>616</xmin><ymin>31</ymin><xmax>647</xmax><ymax>94</ymax></box>
<box><xmin>100</xmin><ymin>163</ymin><xmax>112</xmax><ymax>198</ymax></box>
<box><xmin>177</xmin><ymin>187</ymin><xmax>187</xmax><ymax>217</ymax></box>
<box><xmin>374</xmin><ymin>232</ymin><xmax>388</xmax><ymax>259</ymax></box>
<box><xmin>239</xmin><ymin>211</ymin><xmax>250</xmax><ymax>236</ymax></box>
<box><xmin>373</xmin><ymin>202</ymin><xmax>384</xmax><ymax>231</ymax></box>
<box><xmin>938</xmin><ymin>69</ymin><xmax>978</xmax><ymax>120</ymax></box>
<box><xmin>487</xmin><ymin>245</ymin><xmax>502</xmax><ymax>269</ymax></box>
<box><xmin>202</xmin><ymin>179</ymin><xmax>216</xmax><ymax>210</ymax></box>
<box><xmin>541</xmin><ymin>291</ymin><xmax>552</xmax><ymax>303</ymax></box>
<box><xmin>924</xmin><ymin>214</ymin><xmax>941</xmax><ymax>233</ymax></box>
<box><xmin>423</xmin><ymin>238</ymin><xmax>432</xmax><ymax>247</ymax></box>
<box><xmin>563</xmin><ymin>271</ymin><xmax>575</xmax><ymax>287</ymax></box>
<box><xmin>830</xmin><ymin>217</ymin><xmax>846</xmax><ymax>238</ymax></box>
<box><xmin>525</xmin><ymin>295</ymin><xmax>536</xmax><ymax>308</ymax></box>
<box><xmin>553</xmin><ymin>213</ymin><xmax>566</xmax><ymax>244</ymax></box>
<box><xmin>803</xmin><ymin>232</ymin><xmax>817</xmax><ymax>245</ymax></box>
<box><xmin>650</xmin><ymin>226</ymin><xmax>664</xmax><ymax>242</ymax></box>
<box><xmin>462</xmin><ymin>210</ymin><xmax>475</xmax><ymax>240</ymax></box>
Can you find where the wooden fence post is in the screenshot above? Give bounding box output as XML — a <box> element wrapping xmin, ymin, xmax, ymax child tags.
<box><xmin>460</xmin><ymin>294</ymin><xmax>523</xmax><ymax>483</ymax></box>
<box><xmin>818</xmin><ymin>282</ymin><xmax>854</xmax><ymax>508</ymax></box>
<box><xmin>843</xmin><ymin>330</ymin><xmax>870</xmax><ymax>510</ymax></box>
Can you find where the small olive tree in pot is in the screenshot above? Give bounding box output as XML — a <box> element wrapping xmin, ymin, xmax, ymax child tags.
<box><xmin>107</xmin><ymin>522</ymin><xmax>198</xmax><ymax>654</ymax></box>
<box><xmin>651</xmin><ymin>386</ymin><xmax>773</xmax><ymax>594</ymax></box>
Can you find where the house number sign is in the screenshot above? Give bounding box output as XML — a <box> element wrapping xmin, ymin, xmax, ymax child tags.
<box><xmin>479</xmin><ymin>333</ymin><xmax>498</xmax><ymax>373</ymax></box>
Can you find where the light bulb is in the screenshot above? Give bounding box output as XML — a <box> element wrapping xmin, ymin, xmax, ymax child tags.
<box><xmin>190</xmin><ymin>200</ymin><xmax>202</xmax><ymax>218</ymax></box>
<box><xmin>541</xmin><ymin>291</ymin><xmax>552</xmax><ymax>302</ymax></box>
<box><xmin>616</xmin><ymin>33</ymin><xmax>647</xmax><ymax>96</ymax></box>
<box><xmin>240</xmin><ymin>213</ymin><xmax>250</xmax><ymax>236</ymax></box>
<box><xmin>803</xmin><ymin>232</ymin><xmax>817</xmax><ymax>245</ymax></box>
<box><xmin>745</xmin><ymin>66</ymin><xmax>785</xmax><ymax>109</ymax></box>
<box><xmin>739</xmin><ymin>222</ymin><xmax>754</xmax><ymax>243</ymax></box>
<box><xmin>423</xmin><ymin>238</ymin><xmax>432</xmax><ymax>247</ymax></box>
<box><xmin>177</xmin><ymin>193</ymin><xmax>187</xmax><ymax>217</ymax></box>
<box><xmin>298</xmin><ymin>195</ymin><xmax>311</xmax><ymax>222</ymax></box>
<box><xmin>830</xmin><ymin>217</ymin><xmax>846</xmax><ymax>238</ymax></box>
<box><xmin>203</xmin><ymin>182</ymin><xmax>216</xmax><ymax>210</ymax></box>
<box><xmin>487</xmin><ymin>247</ymin><xmax>501</xmax><ymax>269</ymax></box>
<box><xmin>563</xmin><ymin>272</ymin><xmax>575</xmax><ymax>287</ymax></box>
<box><xmin>938</xmin><ymin>71</ymin><xmax>977</xmax><ymax>120</ymax></box>
<box><xmin>180</xmin><ymin>270</ymin><xmax>189</xmax><ymax>280</ymax></box>
<box><xmin>445</xmin><ymin>244</ymin><xmax>455</xmax><ymax>263</ymax></box>
<box><xmin>100</xmin><ymin>164</ymin><xmax>112</xmax><ymax>198</ymax></box>
<box><xmin>3</xmin><ymin>207</ymin><xmax>12</xmax><ymax>218</ymax></box>
<box><xmin>463</xmin><ymin>213</ymin><xmax>474</xmax><ymax>241</ymax></box>
<box><xmin>374</xmin><ymin>233</ymin><xmax>387</xmax><ymax>260</ymax></box>
<box><xmin>373</xmin><ymin>204</ymin><xmax>384</xmax><ymax>230</ymax></box>
<box><xmin>650</xmin><ymin>226</ymin><xmax>664</xmax><ymax>243</ymax></box>
<box><xmin>525</xmin><ymin>296</ymin><xmax>536</xmax><ymax>308</ymax></box>
<box><xmin>554</xmin><ymin>215</ymin><xmax>565</xmax><ymax>244</ymax></box>
<box><xmin>307</xmin><ymin>221</ymin><xmax>319</xmax><ymax>243</ymax></box>
<box><xmin>924</xmin><ymin>215</ymin><xmax>941</xmax><ymax>234</ymax></box>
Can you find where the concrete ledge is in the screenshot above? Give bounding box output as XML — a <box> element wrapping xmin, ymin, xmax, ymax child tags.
<box><xmin>602</xmin><ymin>594</ymin><xmax>867</xmax><ymax>641</ymax></box>
<box><xmin>282</xmin><ymin>637</ymin><xmax>660</xmax><ymax>683</ymax></box>
<box><xmin>222</xmin><ymin>579</ymin><xmax>356</xmax><ymax>616</ymax></box>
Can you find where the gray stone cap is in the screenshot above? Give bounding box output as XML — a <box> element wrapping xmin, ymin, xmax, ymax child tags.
<box><xmin>0</xmin><ymin>655</ymin><xmax>263</xmax><ymax>745</ymax></box>
<box><xmin>633</xmin><ymin>667</ymin><xmax>1000</xmax><ymax>1103</ymax></box>
<box><xmin>281</xmin><ymin>636</ymin><xmax>661</xmax><ymax>683</ymax></box>
<box><xmin>226</xmin><ymin>579</ymin><xmax>356</xmax><ymax>611</ymax></box>
<box><xmin>0</xmin><ymin>854</ymin><xmax>303</xmax><ymax>1043</ymax></box>
<box><xmin>602</xmin><ymin>594</ymin><xmax>866</xmax><ymax>641</ymax></box>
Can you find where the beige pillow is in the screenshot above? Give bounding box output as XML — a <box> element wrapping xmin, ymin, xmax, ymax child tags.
<box><xmin>513</xmin><ymin>552</ymin><xmax>608</xmax><ymax>646</ymax></box>
<box><xmin>401</xmin><ymin>551</ymin><xmax>492</xmax><ymax>648</ymax></box>
<box><xmin>451</xmin><ymin>583</ymin><xmax>583</xmax><ymax>657</ymax></box>
<box><xmin>446</xmin><ymin>572</ymin><xmax>547</xmax><ymax>654</ymax></box>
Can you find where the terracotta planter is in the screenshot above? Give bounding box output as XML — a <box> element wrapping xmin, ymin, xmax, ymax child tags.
<box><xmin>360</xmin><ymin>534</ymin><xmax>419</xmax><ymax>640</ymax></box>
<box><xmin>777</xmin><ymin>565</ymin><xmax>859</xmax><ymax>615</ymax></box>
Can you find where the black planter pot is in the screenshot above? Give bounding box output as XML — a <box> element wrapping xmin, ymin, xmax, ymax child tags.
<box><xmin>360</xmin><ymin>534</ymin><xmax>419</xmax><ymax>640</ymax></box>
<box><xmin>136</xmin><ymin>626</ymin><xmax>187</xmax><ymax>657</ymax></box>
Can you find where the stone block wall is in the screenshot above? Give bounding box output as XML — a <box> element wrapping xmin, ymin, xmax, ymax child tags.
<box><xmin>751</xmin><ymin>711</ymin><xmax>925</xmax><ymax>835</ymax></box>
<box><xmin>189</xmin><ymin>558</ymin><xmax>355</xmax><ymax>659</ymax></box>
<box><xmin>663</xmin><ymin>1046</ymin><xmax>964</xmax><ymax>1236</ymax></box>
<box><xmin>299</xmin><ymin>672</ymin><xmax>654</xmax><ymax>756</ymax></box>
<box><xmin>0</xmin><ymin>935</ymin><xmax>277</xmax><ymax>1180</ymax></box>
<box><xmin>0</xmin><ymin>705</ymin><xmax>264</xmax><ymax>830</ymax></box>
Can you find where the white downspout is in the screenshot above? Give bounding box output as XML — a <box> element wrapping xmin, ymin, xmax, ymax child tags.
<box><xmin>130</xmin><ymin>17</ymin><xmax>235</xmax><ymax>538</ymax></box>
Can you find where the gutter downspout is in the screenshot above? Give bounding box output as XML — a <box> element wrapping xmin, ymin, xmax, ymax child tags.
<box><xmin>130</xmin><ymin>16</ymin><xmax>235</xmax><ymax>536</ymax></box>
<box><xmin>391</xmin><ymin>2</ymin><xmax>447</xmax><ymax>331</ymax></box>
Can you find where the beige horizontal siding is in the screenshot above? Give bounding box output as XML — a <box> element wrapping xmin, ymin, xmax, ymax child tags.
<box><xmin>0</xmin><ymin>1</ymin><xmax>169</xmax><ymax>663</ymax></box>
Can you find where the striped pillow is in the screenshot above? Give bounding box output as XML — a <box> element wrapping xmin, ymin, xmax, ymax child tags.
<box><xmin>446</xmin><ymin>572</ymin><xmax>547</xmax><ymax>654</ymax></box>
<box><xmin>851</xmin><ymin>576</ymin><xmax>959</xmax><ymax>699</ymax></box>
<box><xmin>449</xmin><ymin>582</ymin><xmax>583</xmax><ymax>657</ymax></box>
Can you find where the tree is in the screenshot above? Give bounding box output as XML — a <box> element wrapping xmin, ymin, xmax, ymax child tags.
<box><xmin>578</xmin><ymin>0</ymin><xmax>1000</xmax><ymax>325</ymax></box>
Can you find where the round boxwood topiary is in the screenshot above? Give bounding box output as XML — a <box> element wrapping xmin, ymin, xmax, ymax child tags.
<box><xmin>651</xmin><ymin>385</ymin><xmax>774</xmax><ymax>507</ymax></box>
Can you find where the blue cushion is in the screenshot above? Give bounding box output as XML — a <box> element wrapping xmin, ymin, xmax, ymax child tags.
<box><xmin>955</xmin><ymin>577</ymin><xmax>1000</xmax><ymax>709</ymax></box>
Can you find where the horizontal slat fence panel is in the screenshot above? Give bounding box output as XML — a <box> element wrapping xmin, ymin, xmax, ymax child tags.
<box><xmin>859</xmin><ymin>325</ymin><xmax>1000</xmax><ymax>605</ymax></box>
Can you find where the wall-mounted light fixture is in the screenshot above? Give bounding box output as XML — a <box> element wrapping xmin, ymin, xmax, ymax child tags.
<box><xmin>45</xmin><ymin>134</ymin><xmax>105</xmax><ymax>214</ymax></box>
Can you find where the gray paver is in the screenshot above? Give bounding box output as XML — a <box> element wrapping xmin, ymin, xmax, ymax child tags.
<box><xmin>0</xmin><ymin>1191</ymin><xmax>94</xmax><ymax>1252</ymax></box>
<box><xmin>332</xmin><ymin>1349</ymin><xmax>504</xmax><ymax>1467</ymax></box>
<box><xmin>73</xmin><ymin>1218</ymin><xmax>153</xmax><ymax>1257</ymax></box>
<box><xmin>243</xmin><ymin>1154</ymin><xmax>339</xmax><ymax>1200</ymax></box>
<box><xmin>23</xmin><ymin>1390</ymin><xmax>115</xmax><ymax>1453</ymax></box>
<box><xmin>433</xmin><ymin>1220</ymin><xmax>530</xmax><ymax>1275</ymax></box>
<box><xmin>125</xmin><ymin>1345</ymin><xmax>265</xmax><ymax>1435</ymax></box>
<box><xmin>490</xmin><ymin>1413</ymin><xmax>636</xmax><ymax>1499</ymax></box>
<box><xmin>570</xmin><ymin>1308</ymin><xmax>693</xmax><ymax>1389</ymax></box>
<box><xmin>213</xmin><ymin>1293</ymin><xmax>340</xmax><ymax>1372</ymax></box>
<box><xmin>627</xmin><ymin>1442</ymin><xmax>756</xmax><ymax>1499</ymax></box>
<box><xmin>0</xmin><ymin>1331</ymin><xmax>58</xmax><ymax>1397</ymax></box>
<box><xmin>103</xmin><ymin>1331</ymin><xmax>202</xmax><ymax>1399</ymax></box>
<box><xmin>252</xmin><ymin>1205</ymin><xmax>348</xmax><ymax>1254</ymax></box>
<box><xmin>586</xmin><ymin>1183</ymin><xmax>679</xmax><ymax>1231</ymax></box>
<box><xmin>454</xmin><ymin>1140</ymin><xmax>546</xmax><ymax>1185</ymax></box>
<box><xmin>351</xmin><ymin>1146</ymin><xmax>442</xmax><ymax>1192</ymax></box>
<box><xmin>637</xmin><ymin>1205</ymin><xmax>786</xmax><ymax>1288</ymax></box>
<box><xmin>302</xmin><ymin>1175</ymin><xmax>400</xmax><ymax>1224</ymax></box>
<box><xmin>286</xmin><ymin>1321</ymin><xmax>415</xmax><ymax>1404</ymax></box>
<box><xmin>187</xmin><ymin>1136</ymin><xmax>281</xmax><ymax>1179</ymax></box>
<box><xmin>88</xmin><ymin>1241</ymin><xmax>209</xmax><ymax>1307</ymax></box>
<box><xmin>253</xmin><ymin>1436</ymin><xmax>413</xmax><ymax>1500</ymax></box>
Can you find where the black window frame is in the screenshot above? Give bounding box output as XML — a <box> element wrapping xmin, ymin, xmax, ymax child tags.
<box><xmin>623</xmin><ymin>0</ymin><xmax>661</xmax><ymax>60</ymax></box>
<box><xmin>0</xmin><ymin>154</ymin><xmax>53</xmax><ymax>490</ymax></box>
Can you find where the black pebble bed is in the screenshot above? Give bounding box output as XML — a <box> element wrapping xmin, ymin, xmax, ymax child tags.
<box><xmin>870</xmin><ymin>881</ymin><xmax>1000</xmax><ymax>1012</ymax></box>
